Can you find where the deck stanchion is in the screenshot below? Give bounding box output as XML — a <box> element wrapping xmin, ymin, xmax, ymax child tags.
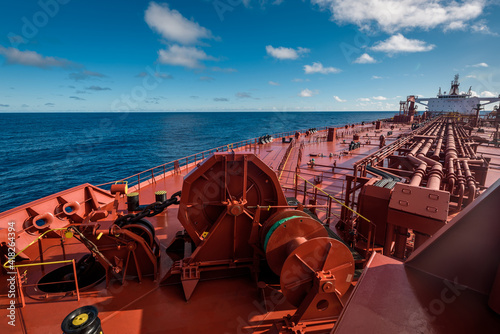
<box><xmin>38</xmin><ymin>239</ymin><xmax>44</xmax><ymax>272</ymax></box>
<box><xmin>71</xmin><ymin>259</ymin><xmax>80</xmax><ymax>301</ymax></box>
<box><xmin>302</xmin><ymin>181</ymin><xmax>307</xmax><ymax>205</ymax></box>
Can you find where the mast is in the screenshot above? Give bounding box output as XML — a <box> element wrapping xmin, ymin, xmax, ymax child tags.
<box><xmin>449</xmin><ymin>74</ymin><xmax>460</xmax><ymax>96</ymax></box>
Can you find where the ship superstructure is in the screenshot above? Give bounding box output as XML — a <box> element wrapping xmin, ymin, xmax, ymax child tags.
<box><xmin>416</xmin><ymin>74</ymin><xmax>500</xmax><ymax>113</ymax></box>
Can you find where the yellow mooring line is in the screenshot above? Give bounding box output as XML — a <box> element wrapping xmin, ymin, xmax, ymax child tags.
<box><xmin>296</xmin><ymin>174</ymin><xmax>371</xmax><ymax>223</ymax></box>
<box><xmin>278</xmin><ymin>146</ymin><xmax>293</xmax><ymax>181</ymax></box>
<box><xmin>3</xmin><ymin>228</ymin><xmax>70</xmax><ymax>269</ymax></box>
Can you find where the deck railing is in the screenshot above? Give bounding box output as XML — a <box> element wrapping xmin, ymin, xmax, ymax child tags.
<box><xmin>97</xmin><ymin>126</ymin><xmax>331</xmax><ymax>191</ymax></box>
<box><xmin>3</xmin><ymin>228</ymin><xmax>81</xmax><ymax>307</ymax></box>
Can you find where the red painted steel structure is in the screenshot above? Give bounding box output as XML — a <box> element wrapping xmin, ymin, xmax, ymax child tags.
<box><xmin>0</xmin><ymin>113</ymin><xmax>499</xmax><ymax>334</ymax></box>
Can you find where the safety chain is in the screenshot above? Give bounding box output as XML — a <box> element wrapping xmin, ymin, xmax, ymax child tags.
<box><xmin>114</xmin><ymin>191</ymin><xmax>181</xmax><ymax>227</ymax></box>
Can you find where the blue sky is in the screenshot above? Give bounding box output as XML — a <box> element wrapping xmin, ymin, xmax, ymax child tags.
<box><xmin>1</xmin><ymin>0</ymin><xmax>500</xmax><ymax>112</ymax></box>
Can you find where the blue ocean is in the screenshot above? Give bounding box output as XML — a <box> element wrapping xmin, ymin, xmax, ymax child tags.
<box><xmin>1</xmin><ymin>111</ymin><xmax>393</xmax><ymax>212</ymax></box>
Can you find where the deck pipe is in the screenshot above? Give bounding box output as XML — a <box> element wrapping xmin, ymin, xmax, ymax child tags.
<box><xmin>455</xmin><ymin>159</ymin><xmax>465</xmax><ymax>209</ymax></box>
<box><xmin>407</xmin><ymin>153</ymin><xmax>443</xmax><ymax>190</ymax></box>
<box><xmin>454</xmin><ymin>125</ymin><xmax>467</xmax><ymax>158</ymax></box>
<box><xmin>462</xmin><ymin>159</ymin><xmax>477</xmax><ymax>204</ymax></box>
<box><xmin>407</xmin><ymin>121</ymin><xmax>444</xmax><ymax>189</ymax></box>
<box><xmin>431</xmin><ymin>122</ymin><xmax>446</xmax><ymax>161</ymax></box>
<box><xmin>458</xmin><ymin>124</ymin><xmax>478</xmax><ymax>159</ymax></box>
<box><xmin>445</xmin><ymin>122</ymin><xmax>458</xmax><ymax>163</ymax></box>
<box><xmin>445</xmin><ymin>121</ymin><xmax>459</xmax><ymax>193</ymax></box>
<box><xmin>387</xmin><ymin>120</ymin><xmax>443</xmax><ymax>257</ymax></box>
<box><xmin>447</xmin><ymin>157</ymin><xmax>456</xmax><ymax>193</ymax></box>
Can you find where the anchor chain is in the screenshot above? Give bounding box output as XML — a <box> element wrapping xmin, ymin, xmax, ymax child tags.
<box><xmin>114</xmin><ymin>191</ymin><xmax>181</xmax><ymax>227</ymax></box>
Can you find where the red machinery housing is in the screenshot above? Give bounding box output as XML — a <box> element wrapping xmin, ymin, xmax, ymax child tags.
<box><xmin>164</xmin><ymin>152</ymin><xmax>355</xmax><ymax>332</ymax></box>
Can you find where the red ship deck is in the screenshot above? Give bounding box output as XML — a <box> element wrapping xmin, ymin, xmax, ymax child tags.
<box><xmin>1</xmin><ymin>119</ymin><xmax>500</xmax><ymax>334</ymax></box>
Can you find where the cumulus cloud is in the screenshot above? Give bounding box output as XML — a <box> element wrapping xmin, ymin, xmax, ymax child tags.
<box><xmin>144</xmin><ymin>3</ymin><xmax>219</xmax><ymax>69</ymax></box>
<box><xmin>468</xmin><ymin>62</ymin><xmax>488</xmax><ymax>68</ymax></box>
<box><xmin>145</xmin><ymin>2</ymin><xmax>214</xmax><ymax>44</ymax></box>
<box><xmin>214</xmin><ymin>97</ymin><xmax>229</xmax><ymax>101</ymax></box>
<box><xmin>304</xmin><ymin>62</ymin><xmax>341</xmax><ymax>74</ymax></box>
<box><xmin>86</xmin><ymin>86</ymin><xmax>111</xmax><ymax>91</ymax></box>
<box><xmin>471</xmin><ymin>20</ymin><xmax>498</xmax><ymax>35</ymax></box>
<box><xmin>372</xmin><ymin>96</ymin><xmax>387</xmax><ymax>100</ymax></box>
<box><xmin>371</xmin><ymin>34</ymin><xmax>435</xmax><ymax>54</ymax></box>
<box><xmin>372</xmin><ymin>76</ymin><xmax>383</xmax><ymax>79</ymax></box>
<box><xmin>0</xmin><ymin>46</ymin><xmax>77</xmax><ymax>69</ymax></box>
<box><xmin>358</xmin><ymin>97</ymin><xmax>371</xmax><ymax>101</ymax></box>
<box><xmin>266</xmin><ymin>45</ymin><xmax>310</xmax><ymax>60</ymax></box>
<box><xmin>333</xmin><ymin>95</ymin><xmax>346</xmax><ymax>102</ymax></box>
<box><xmin>311</xmin><ymin>0</ymin><xmax>486</xmax><ymax>33</ymax></box>
<box><xmin>158</xmin><ymin>45</ymin><xmax>215</xmax><ymax>68</ymax></box>
<box><xmin>269</xmin><ymin>81</ymin><xmax>280</xmax><ymax>86</ymax></box>
<box><xmin>353</xmin><ymin>53</ymin><xmax>376</xmax><ymax>64</ymax></box>
<box><xmin>480</xmin><ymin>91</ymin><xmax>498</xmax><ymax>97</ymax></box>
<box><xmin>299</xmin><ymin>88</ymin><xmax>317</xmax><ymax>97</ymax></box>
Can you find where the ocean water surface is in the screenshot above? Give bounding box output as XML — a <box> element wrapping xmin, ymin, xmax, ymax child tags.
<box><xmin>1</xmin><ymin>111</ymin><xmax>393</xmax><ymax>212</ymax></box>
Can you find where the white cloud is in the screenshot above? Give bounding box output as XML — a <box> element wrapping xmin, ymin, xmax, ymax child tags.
<box><xmin>371</xmin><ymin>34</ymin><xmax>435</xmax><ymax>54</ymax></box>
<box><xmin>445</xmin><ymin>21</ymin><xmax>467</xmax><ymax>31</ymax></box>
<box><xmin>311</xmin><ymin>0</ymin><xmax>486</xmax><ymax>33</ymax></box>
<box><xmin>266</xmin><ymin>45</ymin><xmax>310</xmax><ymax>60</ymax></box>
<box><xmin>471</xmin><ymin>20</ymin><xmax>498</xmax><ymax>36</ymax></box>
<box><xmin>372</xmin><ymin>96</ymin><xmax>387</xmax><ymax>100</ymax></box>
<box><xmin>372</xmin><ymin>76</ymin><xmax>383</xmax><ymax>79</ymax></box>
<box><xmin>358</xmin><ymin>97</ymin><xmax>371</xmax><ymax>102</ymax></box>
<box><xmin>145</xmin><ymin>2</ymin><xmax>213</xmax><ymax>44</ymax></box>
<box><xmin>158</xmin><ymin>45</ymin><xmax>215</xmax><ymax>68</ymax></box>
<box><xmin>0</xmin><ymin>46</ymin><xmax>76</xmax><ymax>68</ymax></box>
<box><xmin>292</xmin><ymin>78</ymin><xmax>310</xmax><ymax>82</ymax></box>
<box><xmin>468</xmin><ymin>62</ymin><xmax>488</xmax><ymax>68</ymax></box>
<box><xmin>333</xmin><ymin>95</ymin><xmax>346</xmax><ymax>102</ymax></box>
<box><xmin>480</xmin><ymin>91</ymin><xmax>497</xmax><ymax>97</ymax></box>
<box><xmin>269</xmin><ymin>81</ymin><xmax>280</xmax><ymax>86</ymax></box>
<box><xmin>304</xmin><ymin>62</ymin><xmax>341</xmax><ymax>74</ymax></box>
<box><xmin>299</xmin><ymin>88</ymin><xmax>317</xmax><ymax>97</ymax></box>
<box><xmin>353</xmin><ymin>53</ymin><xmax>376</xmax><ymax>64</ymax></box>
